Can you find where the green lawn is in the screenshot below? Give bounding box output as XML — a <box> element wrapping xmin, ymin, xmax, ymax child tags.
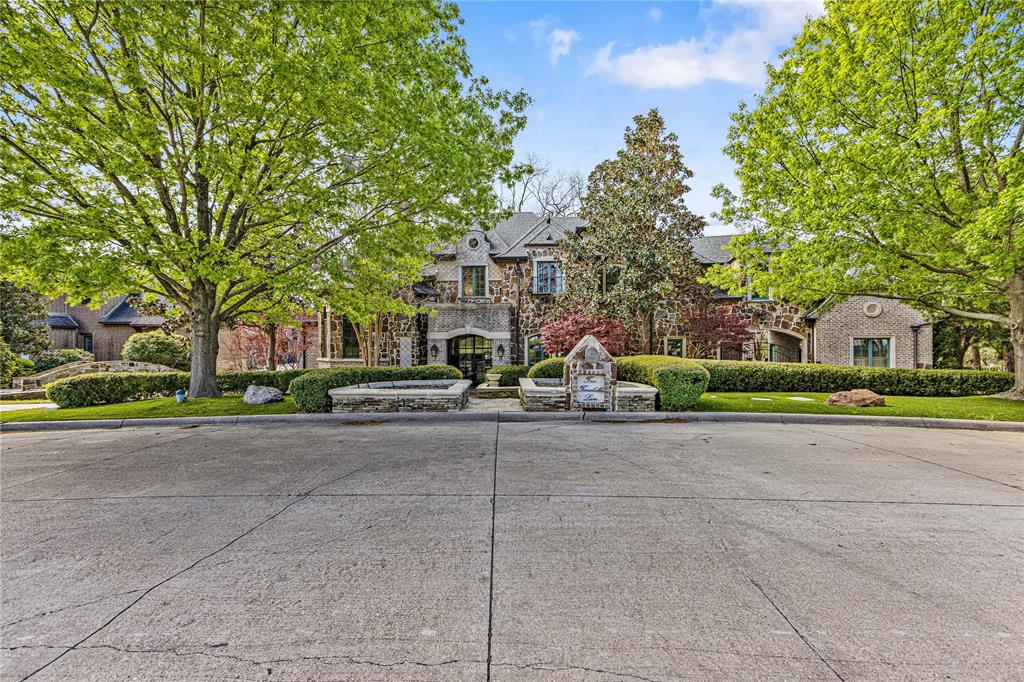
<box><xmin>696</xmin><ymin>392</ymin><xmax>1024</xmax><ymax>422</ymax></box>
<box><xmin>0</xmin><ymin>395</ymin><xmax>298</xmax><ymax>423</ymax></box>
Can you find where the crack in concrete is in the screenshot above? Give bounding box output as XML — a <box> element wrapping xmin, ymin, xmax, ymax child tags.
<box><xmin>1</xmin><ymin>590</ymin><xmax>144</xmax><ymax>629</ymax></box>
<box><xmin>494</xmin><ymin>660</ymin><xmax>667</xmax><ymax>682</ymax></box>
<box><xmin>748</xmin><ymin>579</ymin><xmax>845</xmax><ymax>681</ymax></box>
<box><xmin>17</xmin><ymin>459</ymin><xmax>375</xmax><ymax>681</ymax></box>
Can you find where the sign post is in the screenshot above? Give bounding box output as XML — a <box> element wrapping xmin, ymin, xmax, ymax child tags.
<box><xmin>563</xmin><ymin>335</ymin><xmax>617</xmax><ymax>411</ymax></box>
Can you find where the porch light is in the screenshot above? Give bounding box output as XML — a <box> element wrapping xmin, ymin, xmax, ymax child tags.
<box><xmin>496</xmin><ymin>343</ymin><xmax>505</xmax><ymax>359</ymax></box>
<box><xmin>430</xmin><ymin>343</ymin><xmax>439</xmax><ymax>360</ymax></box>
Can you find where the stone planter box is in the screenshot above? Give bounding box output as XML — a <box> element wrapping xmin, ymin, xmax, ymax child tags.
<box><xmin>329</xmin><ymin>379</ymin><xmax>472</xmax><ymax>413</ymax></box>
<box><xmin>518</xmin><ymin>378</ymin><xmax>657</xmax><ymax>412</ymax></box>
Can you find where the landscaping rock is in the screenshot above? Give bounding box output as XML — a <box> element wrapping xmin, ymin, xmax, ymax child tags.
<box><xmin>826</xmin><ymin>389</ymin><xmax>886</xmax><ymax>407</ymax></box>
<box><xmin>243</xmin><ymin>385</ymin><xmax>283</xmax><ymax>405</ymax></box>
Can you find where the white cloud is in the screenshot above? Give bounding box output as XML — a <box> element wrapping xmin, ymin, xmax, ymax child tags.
<box><xmin>547</xmin><ymin>27</ymin><xmax>580</xmax><ymax>65</ymax></box>
<box><xmin>587</xmin><ymin>0</ymin><xmax>823</xmax><ymax>89</ymax></box>
<box><xmin>647</xmin><ymin>7</ymin><xmax>663</xmax><ymax>23</ymax></box>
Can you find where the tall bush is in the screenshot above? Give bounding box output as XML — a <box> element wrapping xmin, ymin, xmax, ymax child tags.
<box><xmin>122</xmin><ymin>331</ymin><xmax>191</xmax><ymax>370</ymax></box>
<box><xmin>617</xmin><ymin>355</ymin><xmax>710</xmax><ymax>411</ymax></box>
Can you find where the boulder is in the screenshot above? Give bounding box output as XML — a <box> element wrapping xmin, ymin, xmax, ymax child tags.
<box><xmin>243</xmin><ymin>385</ymin><xmax>283</xmax><ymax>405</ymax></box>
<box><xmin>826</xmin><ymin>389</ymin><xmax>885</xmax><ymax>407</ymax></box>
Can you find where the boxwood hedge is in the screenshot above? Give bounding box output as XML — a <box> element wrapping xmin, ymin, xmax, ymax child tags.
<box><xmin>526</xmin><ymin>357</ymin><xmax>564</xmax><ymax>379</ymax></box>
<box><xmin>288</xmin><ymin>364</ymin><xmax>463</xmax><ymax>413</ymax></box>
<box><xmin>694</xmin><ymin>360</ymin><xmax>1012</xmax><ymax>397</ymax></box>
<box><xmin>617</xmin><ymin>355</ymin><xmax>710</xmax><ymax>411</ymax></box>
<box><xmin>488</xmin><ymin>364</ymin><xmax>530</xmax><ymax>386</ymax></box>
<box><xmin>46</xmin><ymin>369</ymin><xmax>315</xmax><ymax>408</ymax></box>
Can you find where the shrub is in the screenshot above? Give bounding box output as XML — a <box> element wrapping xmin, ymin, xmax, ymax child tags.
<box><xmin>489</xmin><ymin>364</ymin><xmax>529</xmax><ymax>387</ymax></box>
<box><xmin>694</xmin><ymin>360</ymin><xmax>1013</xmax><ymax>397</ymax></box>
<box><xmin>617</xmin><ymin>355</ymin><xmax>710</xmax><ymax>411</ymax></box>
<box><xmin>33</xmin><ymin>348</ymin><xmax>94</xmax><ymax>372</ymax></box>
<box><xmin>13</xmin><ymin>357</ymin><xmax>35</xmax><ymax>377</ymax></box>
<box><xmin>48</xmin><ymin>371</ymin><xmax>190</xmax><ymax>408</ymax></box>
<box><xmin>45</xmin><ymin>368</ymin><xmax>315</xmax><ymax>408</ymax></box>
<box><xmin>0</xmin><ymin>338</ymin><xmax>16</xmax><ymax>389</ymax></box>
<box><xmin>526</xmin><ymin>357</ymin><xmax>565</xmax><ymax>379</ymax></box>
<box><xmin>289</xmin><ymin>364</ymin><xmax>463</xmax><ymax>413</ymax></box>
<box><xmin>122</xmin><ymin>331</ymin><xmax>190</xmax><ymax>370</ymax></box>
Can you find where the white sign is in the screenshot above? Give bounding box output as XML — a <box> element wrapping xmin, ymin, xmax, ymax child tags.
<box><xmin>576</xmin><ymin>375</ymin><xmax>605</xmax><ymax>404</ymax></box>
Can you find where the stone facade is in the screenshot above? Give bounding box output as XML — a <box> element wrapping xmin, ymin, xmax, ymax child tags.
<box><xmin>809</xmin><ymin>295</ymin><xmax>932</xmax><ymax>369</ymax></box>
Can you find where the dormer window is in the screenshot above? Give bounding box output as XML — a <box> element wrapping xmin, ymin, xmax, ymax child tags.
<box><xmin>461</xmin><ymin>265</ymin><xmax>486</xmax><ymax>298</ymax></box>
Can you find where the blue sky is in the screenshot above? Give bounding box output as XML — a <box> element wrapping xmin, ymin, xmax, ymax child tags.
<box><xmin>458</xmin><ymin>0</ymin><xmax>822</xmax><ymax>233</ymax></box>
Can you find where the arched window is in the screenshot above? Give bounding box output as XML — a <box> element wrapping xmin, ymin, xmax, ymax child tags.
<box><xmin>526</xmin><ymin>334</ymin><xmax>547</xmax><ymax>366</ymax></box>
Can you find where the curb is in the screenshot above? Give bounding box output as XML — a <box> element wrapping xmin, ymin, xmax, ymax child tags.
<box><xmin>2</xmin><ymin>410</ymin><xmax>1022</xmax><ymax>433</ymax></box>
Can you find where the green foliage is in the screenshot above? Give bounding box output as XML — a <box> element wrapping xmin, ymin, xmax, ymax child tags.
<box><xmin>617</xmin><ymin>355</ymin><xmax>710</xmax><ymax>411</ymax></box>
<box><xmin>289</xmin><ymin>364</ymin><xmax>464</xmax><ymax>413</ymax></box>
<box><xmin>33</xmin><ymin>348</ymin><xmax>94</xmax><ymax>372</ymax></box>
<box><xmin>561</xmin><ymin>109</ymin><xmax>705</xmax><ymax>351</ymax></box>
<box><xmin>47</xmin><ymin>372</ymin><xmax>191</xmax><ymax>408</ymax></box>
<box><xmin>13</xmin><ymin>357</ymin><xmax>35</xmax><ymax>377</ymax></box>
<box><xmin>46</xmin><ymin>368</ymin><xmax>313</xmax><ymax>408</ymax></box>
<box><xmin>526</xmin><ymin>358</ymin><xmax>565</xmax><ymax>379</ymax></box>
<box><xmin>121</xmin><ymin>331</ymin><xmax>191</xmax><ymax>370</ymax></box>
<box><xmin>489</xmin><ymin>365</ymin><xmax>529</xmax><ymax>387</ymax></box>
<box><xmin>695</xmin><ymin>360</ymin><xmax>1013</xmax><ymax>397</ymax></box>
<box><xmin>0</xmin><ymin>1</ymin><xmax>528</xmax><ymax>396</ymax></box>
<box><xmin>706</xmin><ymin>0</ymin><xmax>1024</xmax><ymax>391</ymax></box>
<box><xmin>0</xmin><ymin>282</ymin><xmax>49</xmax><ymax>356</ymax></box>
<box><xmin>0</xmin><ymin>337</ymin><xmax>16</xmax><ymax>389</ymax></box>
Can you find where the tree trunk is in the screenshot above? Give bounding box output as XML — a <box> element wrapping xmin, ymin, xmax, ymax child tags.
<box><xmin>189</xmin><ymin>288</ymin><xmax>221</xmax><ymax>398</ymax></box>
<box><xmin>1007</xmin><ymin>280</ymin><xmax>1024</xmax><ymax>398</ymax></box>
<box><xmin>265</xmin><ymin>323</ymin><xmax>277</xmax><ymax>371</ymax></box>
<box><xmin>969</xmin><ymin>344</ymin><xmax>982</xmax><ymax>370</ymax></box>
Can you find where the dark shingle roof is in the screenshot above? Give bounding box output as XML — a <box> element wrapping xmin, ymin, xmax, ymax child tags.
<box><xmin>689</xmin><ymin>235</ymin><xmax>736</xmax><ymax>264</ymax></box>
<box><xmin>42</xmin><ymin>313</ymin><xmax>79</xmax><ymax>329</ymax></box>
<box><xmin>100</xmin><ymin>296</ymin><xmax>165</xmax><ymax>327</ymax></box>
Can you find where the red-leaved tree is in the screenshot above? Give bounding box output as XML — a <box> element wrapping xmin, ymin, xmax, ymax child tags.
<box><xmin>683</xmin><ymin>304</ymin><xmax>752</xmax><ymax>359</ymax></box>
<box><xmin>540</xmin><ymin>312</ymin><xmax>634</xmax><ymax>356</ymax></box>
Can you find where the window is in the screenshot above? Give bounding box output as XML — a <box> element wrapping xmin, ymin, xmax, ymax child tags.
<box><xmin>664</xmin><ymin>336</ymin><xmax>686</xmax><ymax>358</ymax></box>
<box><xmin>79</xmin><ymin>332</ymin><xmax>93</xmax><ymax>353</ymax></box>
<box><xmin>461</xmin><ymin>266</ymin><xmax>486</xmax><ymax>298</ymax></box>
<box><xmin>341</xmin><ymin>320</ymin><xmax>361</xmax><ymax>359</ymax></box>
<box><xmin>852</xmin><ymin>337</ymin><xmax>890</xmax><ymax>368</ymax></box>
<box><xmin>601</xmin><ymin>264</ymin><xmax>620</xmax><ymax>294</ymax></box>
<box><xmin>747</xmin><ymin>277</ymin><xmax>771</xmax><ymax>302</ymax></box>
<box><xmin>527</xmin><ymin>334</ymin><xmax>548</xmax><ymax>366</ymax></box>
<box><xmin>534</xmin><ymin>260</ymin><xmax>562</xmax><ymax>295</ymax></box>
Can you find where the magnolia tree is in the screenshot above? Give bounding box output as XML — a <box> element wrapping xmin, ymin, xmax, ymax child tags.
<box><xmin>540</xmin><ymin>312</ymin><xmax>633</xmax><ymax>356</ymax></box>
<box><xmin>706</xmin><ymin>0</ymin><xmax>1024</xmax><ymax>396</ymax></box>
<box><xmin>560</xmin><ymin>110</ymin><xmax>706</xmax><ymax>352</ymax></box>
<box><xmin>0</xmin><ymin>1</ymin><xmax>528</xmax><ymax>396</ymax></box>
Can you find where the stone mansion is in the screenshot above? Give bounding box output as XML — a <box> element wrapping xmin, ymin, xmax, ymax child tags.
<box><xmin>315</xmin><ymin>213</ymin><xmax>933</xmax><ymax>383</ymax></box>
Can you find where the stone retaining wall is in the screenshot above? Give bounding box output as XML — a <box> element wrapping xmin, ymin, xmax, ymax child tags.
<box><xmin>14</xmin><ymin>360</ymin><xmax>176</xmax><ymax>390</ymax></box>
<box><xmin>329</xmin><ymin>380</ymin><xmax>471</xmax><ymax>413</ymax></box>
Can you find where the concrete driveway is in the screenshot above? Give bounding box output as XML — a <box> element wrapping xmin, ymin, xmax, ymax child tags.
<box><xmin>1</xmin><ymin>421</ymin><xmax>1021</xmax><ymax>681</ymax></box>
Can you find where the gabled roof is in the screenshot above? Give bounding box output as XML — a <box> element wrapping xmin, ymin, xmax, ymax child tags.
<box><xmin>99</xmin><ymin>296</ymin><xmax>165</xmax><ymax>327</ymax></box>
<box><xmin>435</xmin><ymin>212</ymin><xmax>585</xmax><ymax>260</ymax></box>
<box><xmin>689</xmin><ymin>235</ymin><xmax>736</xmax><ymax>265</ymax></box>
<box><xmin>41</xmin><ymin>313</ymin><xmax>79</xmax><ymax>329</ymax></box>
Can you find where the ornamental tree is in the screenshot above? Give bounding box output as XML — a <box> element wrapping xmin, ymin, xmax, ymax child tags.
<box><xmin>560</xmin><ymin>109</ymin><xmax>706</xmax><ymax>352</ymax></box>
<box><xmin>706</xmin><ymin>0</ymin><xmax>1024</xmax><ymax>396</ymax></box>
<box><xmin>681</xmin><ymin>302</ymin><xmax>752</xmax><ymax>360</ymax></box>
<box><xmin>0</xmin><ymin>1</ymin><xmax>528</xmax><ymax>396</ymax></box>
<box><xmin>540</xmin><ymin>312</ymin><xmax>633</xmax><ymax>356</ymax></box>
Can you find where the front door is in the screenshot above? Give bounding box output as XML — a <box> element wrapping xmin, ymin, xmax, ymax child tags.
<box><xmin>448</xmin><ymin>335</ymin><xmax>492</xmax><ymax>384</ymax></box>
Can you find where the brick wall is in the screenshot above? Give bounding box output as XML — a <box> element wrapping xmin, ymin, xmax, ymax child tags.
<box><xmin>812</xmin><ymin>295</ymin><xmax>932</xmax><ymax>369</ymax></box>
<box><xmin>45</xmin><ymin>297</ymin><xmax>139</xmax><ymax>361</ymax></box>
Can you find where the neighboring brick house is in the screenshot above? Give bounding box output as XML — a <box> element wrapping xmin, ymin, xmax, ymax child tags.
<box><xmin>315</xmin><ymin>213</ymin><xmax>934</xmax><ymax>378</ymax></box>
<box><xmin>42</xmin><ymin>295</ymin><xmax>165</xmax><ymax>361</ymax></box>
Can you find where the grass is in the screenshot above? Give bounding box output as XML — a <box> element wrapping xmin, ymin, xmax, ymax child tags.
<box><xmin>0</xmin><ymin>395</ymin><xmax>298</xmax><ymax>423</ymax></box>
<box><xmin>696</xmin><ymin>392</ymin><xmax>1024</xmax><ymax>422</ymax></box>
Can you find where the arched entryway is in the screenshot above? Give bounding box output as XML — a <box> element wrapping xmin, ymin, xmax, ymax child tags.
<box><xmin>448</xmin><ymin>335</ymin><xmax>492</xmax><ymax>384</ymax></box>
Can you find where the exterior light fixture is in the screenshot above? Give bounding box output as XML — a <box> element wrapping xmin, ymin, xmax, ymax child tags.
<box><xmin>496</xmin><ymin>343</ymin><xmax>505</xmax><ymax>358</ymax></box>
<box><xmin>430</xmin><ymin>343</ymin><xmax>439</xmax><ymax>360</ymax></box>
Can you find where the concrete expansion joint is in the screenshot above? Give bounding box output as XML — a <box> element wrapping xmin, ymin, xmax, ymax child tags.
<box><xmin>492</xmin><ymin>660</ymin><xmax>667</xmax><ymax>682</ymax></box>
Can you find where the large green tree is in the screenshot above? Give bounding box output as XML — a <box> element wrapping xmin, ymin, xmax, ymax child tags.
<box><xmin>560</xmin><ymin>109</ymin><xmax>706</xmax><ymax>352</ymax></box>
<box><xmin>0</xmin><ymin>1</ymin><xmax>527</xmax><ymax>396</ymax></box>
<box><xmin>707</xmin><ymin>0</ymin><xmax>1024</xmax><ymax>395</ymax></box>
<box><xmin>0</xmin><ymin>281</ymin><xmax>49</xmax><ymax>356</ymax></box>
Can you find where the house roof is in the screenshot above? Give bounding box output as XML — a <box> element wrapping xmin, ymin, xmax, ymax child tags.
<box><xmin>689</xmin><ymin>235</ymin><xmax>736</xmax><ymax>265</ymax></box>
<box><xmin>99</xmin><ymin>296</ymin><xmax>165</xmax><ymax>327</ymax></box>
<box><xmin>42</xmin><ymin>313</ymin><xmax>79</xmax><ymax>329</ymax></box>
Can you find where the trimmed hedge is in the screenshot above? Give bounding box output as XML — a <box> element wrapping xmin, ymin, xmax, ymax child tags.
<box><xmin>617</xmin><ymin>355</ymin><xmax>710</xmax><ymax>411</ymax></box>
<box><xmin>489</xmin><ymin>364</ymin><xmax>529</xmax><ymax>387</ymax></box>
<box><xmin>48</xmin><ymin>371</ymin><xmax>190</xmax><ymax>408</ymax></box>
<box><xmin>122</xmin><ymin>331</ymin><xmax>190</xmax><ymax>370</ymax></box>
<box><xmin>526</xmin><ymin>357</ymin><xmax>564</xmax><ymax>379</ymax></box>
<box><xmin>46</xmin><ymin>368</ymin><xmax>315</xmax><ymax>408</ymax></box>
<box><xmin>694</xmin><ymin>360</ymin><xmax>1013</xmax><ymax>397</ymax></box>
<box><xmin>289</xmin><ymin>364</ymin><xmax>464</xmax><ymax>413</ymax></box>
